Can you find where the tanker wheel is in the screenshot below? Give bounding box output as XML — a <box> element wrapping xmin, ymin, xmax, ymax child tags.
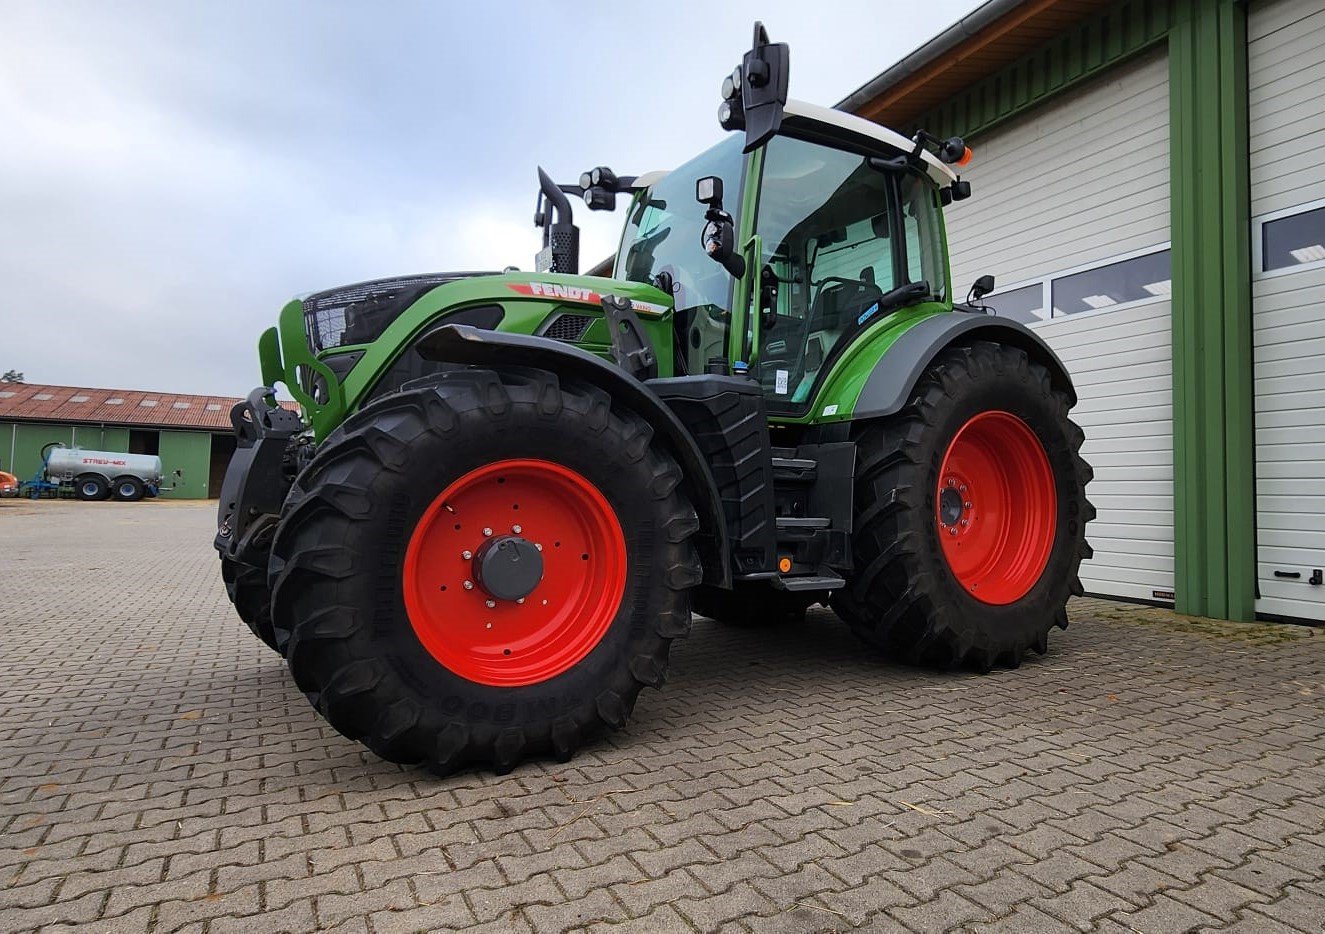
<box><xmin>268</xmin><ymin>368</ymin><xmax>701</xmax><ymax>774</ymax></box>
<box><xmin>831</xmin><ymin>341</ymin><xmax>1094</xmax><ymax>671</ymax></box>
<box><xmin>75</xmin><ymin>475</ymin><xmax>109</xmax><ymax>501</ymax></box>
<box><xmin>111</xmin><ymin>476</ymin><xmax>144</xmax><ymax>502</ymax></box>
<box><xmin>220</xmin><ymin>557</ymin><xmax>279</xmax><ymax>653</ymax></box>
<box><xmin>691</xmin><ymin>583</ymin><xmax>816</xmax><ymax>626</ymax></box>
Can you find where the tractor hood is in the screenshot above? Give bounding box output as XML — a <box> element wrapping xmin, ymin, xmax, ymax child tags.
<box><xmin>262</xmin><ymin>270</ymin><xmax>675</xmax><ymax>439</ymax></box>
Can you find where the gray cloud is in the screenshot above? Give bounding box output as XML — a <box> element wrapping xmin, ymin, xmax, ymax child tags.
<box><xmin>1</xmin><ymin>0</ymin><xmax>980</xmax><ymax>394</ymax></box>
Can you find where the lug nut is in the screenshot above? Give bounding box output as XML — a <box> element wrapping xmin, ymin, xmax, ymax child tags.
<box><xmin>463</xmin><ymin>580</ymin><xmax>474</xmax><ymax>590</ymax></box>
<box><xmin>542</xmin><ymin>599</ymin><xmax>548</xmax><ymax>605</ymax></box>
<box><xmin>960</xmin><ymin>519</ymin><xmax>969</xmax><ymax>526</ymax></box>
<box><xmin>485</xmin><ymin>622</ymin><xmax>492</xmax><ymax>629</ymax></box>
<box><xmin>959</xmin><ymin>485</ymin><xmax>967</xmax><ymax>493</ymax></box>
<box><xmin>512</xmin><ymin>524</ymin><xmax>522</xmax><ymax>534</ymax></box>
<box><xmin>517</xmin><ymin>598</ymin><xmax>525</xmax><ymax>605</ymax></box>
<box><xmin>462</xmin><ymin>550</ymin><xmax>472</xmax><ymax>560</ymax></box>
<box><xmin>485</xmin><ymin>599</ymin><xmax>496</xmax><ymax>609</ymax></box>
<box><xmin>535</xmin><ymin>543</ymin><xmax>543</xmax><ymax>551</ymax></box>
<box><xmin>482</xmin><ymin>527</ymin><xmax>493</xmax><ymax>537</ymax></box>
<box><xmin>963</xmin><ymin>502</ymin><xmax>972</xmax><ymax>509</ymax></box>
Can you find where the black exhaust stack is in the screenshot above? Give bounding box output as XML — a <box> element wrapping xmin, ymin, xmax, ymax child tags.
<box><xmin>535</xmin><ymin>167</ymin><xmax>580</xmax><ymax>274</ymax></box>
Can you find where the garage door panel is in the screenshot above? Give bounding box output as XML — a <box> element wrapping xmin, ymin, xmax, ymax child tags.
<box><xmin>1250</xmin><ymin>0</ymin><xmax>1325</xmax><ymax>220</ymax></box>
<box><xmin>1086</xmin><ymin>480</ymin><xmax>1174</xmax><ymax>497</ymax></box>
<box><xmin>1047</xmin><ymin>316</ymin><xmax>1172</xmax><ymax>351</ymax></box>
<box><xmin>1257</xmin><ymin>459</ymin><xmax>1325</xmax><ymax>481</ymax></box>
<box><xmin>1256</xmin><ymin>591</ymin><xmax>1325</xmax><ymax>620</ymax></box>
<box><xmin>1257</xmin><ymin>410</ymin><xmax>1325</xmax><ymax>431</ymax></box>
<box><xmin>1253</xmin><ymin>335</ymin><xmax>1325</xmax><ymax>364</ymax></box>
<box><xmin>943</xmin><ymin>48</ymin><xmax>1173</xmax><ymax>604</ymax></box>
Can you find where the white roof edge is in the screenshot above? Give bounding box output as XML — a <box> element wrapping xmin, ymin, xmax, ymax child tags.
<box><xmin>782</xmin><ymin>99</ymin><xmax>958</xmax><ymax>185</ymax></box>
<box><xmin>631</xmin><ymin>170</ymin><xmax>668</xmax><ymax>189</ymax></box>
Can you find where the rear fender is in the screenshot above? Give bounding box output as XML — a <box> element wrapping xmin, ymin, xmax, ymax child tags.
<box><xmin>418</xmin><ymin>325</ymin><xmax>730</xmax><ymax>587</ymax></box>
<box><xmin>851</xmin><ymin>314</ymin><xmax>1076</xmax><ymax>419</ymax></box>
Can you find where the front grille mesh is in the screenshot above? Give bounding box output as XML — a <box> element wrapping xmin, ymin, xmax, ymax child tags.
<box><xmin>542</xmin><ymin>313</ymin><xmax>595</xmax><ymax>342</ymax></box>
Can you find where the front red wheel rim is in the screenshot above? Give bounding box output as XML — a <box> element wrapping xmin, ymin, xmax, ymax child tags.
<box><xmin>936</xmin><ymin>411</ymin><xmax>1057</xmax><ymax>605</ymax></box>
<box><xmin>402</xmin><ymin>459</ymin><xmax>627</xmax><ymax>686</ymax></box>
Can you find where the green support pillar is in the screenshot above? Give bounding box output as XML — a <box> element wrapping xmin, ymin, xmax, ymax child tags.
<box><xmin>1168</xmin><ymin>0</ymin><xmax>1255</xmax><ymax>621</ymax></box>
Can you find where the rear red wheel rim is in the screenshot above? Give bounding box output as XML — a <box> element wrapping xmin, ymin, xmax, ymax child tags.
<box><xmin>402</xmin><ymin>459</ymin><xmax>626</xmax><ymax>686</ymax></box>
<box><xmin>936</xmin><ymin>411</ymin><xmax>1056</xmax><ymax>605</ymax></box>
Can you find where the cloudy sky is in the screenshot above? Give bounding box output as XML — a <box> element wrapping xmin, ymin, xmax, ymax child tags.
<box><xmin>2</xmin><ymin>0</ymin><xmax>981</xmax><ymax>395</ymax></box>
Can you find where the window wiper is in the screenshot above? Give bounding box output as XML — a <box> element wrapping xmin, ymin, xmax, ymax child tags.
<box><xmin>856</xmin><ymin>280</ymin><xmax>932</xmax><ymax>326</ymax></box>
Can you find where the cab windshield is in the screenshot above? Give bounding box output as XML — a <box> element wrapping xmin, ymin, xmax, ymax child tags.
<box><xmin>753</xmin><ymin>136</ymin><xmax>946</xmax><ymax>410</ymax></box>
<box><xmin>615</xmin><ymin>137</ymin><xmax>745</xmax><ymax>375</ymax></box>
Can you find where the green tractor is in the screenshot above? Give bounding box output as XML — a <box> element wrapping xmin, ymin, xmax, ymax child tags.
<box><xmin>216</xmin><ymin>25</ymin><xmax>1092</xmax><ymax>774</ymax></box>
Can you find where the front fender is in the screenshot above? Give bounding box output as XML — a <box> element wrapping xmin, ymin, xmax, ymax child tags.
<box><xmin>417</xmin><ymin>324</ymin><xmax>731</xmax><ymax>588</ymax></box>
<box><xmin>851</xmin><ymin>313</ymin><xmax>1077</xmax><ymax>419</ymax></box>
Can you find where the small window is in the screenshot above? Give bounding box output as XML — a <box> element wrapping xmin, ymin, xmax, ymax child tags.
<box><xmin>33</xmin><ymin>393</ymin><xmax>53</xmax><ymax>401</ymax></box>
<box><xmin>1052</xmin><ymin>250</ymin><xmax>1171</xmax><ymax>316</ymax></box>
<box><xmin>985</xmin><ymin>284</ymin><xmax>1046</xmax><ymax>324</ymax></box>
<box><xmin>0</xmin><ymin>391</ymin><xmax>14</xmax><ymax>398</ymax></box>
<box><xmin>205</xmin><ymin>403</ymin><xmax>223</xmax><ymax>411</ymax></box>
<box><xmin>106</xmin><ymin>398</ymin><xmax>123</xmax><ymax>405</ymax></box>
<box><xmin>173</xmin><ymin>402</ymin><xmax>190</xmax><ymax>409</ymax></box>
<box><xmin>140</xmin><ymin>400</ymin><xmax>158</xmax><ymax>407</ymax></box>
<box><xmin>69</xmin><ymin>395</ymin><xmax>90</xmax><ymax>403</ymax></box>
<box><xmin>1263</xmin><ymin>206</ymin><xmax>1325</xmax><ymax>271</ymax></box>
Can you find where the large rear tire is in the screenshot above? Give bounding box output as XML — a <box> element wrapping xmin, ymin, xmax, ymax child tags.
<box><xmin>220</xmin><ymin>557</ymin><xmax>280</xmax><ymax>653</ymax></box>
<box><xmin>831</xmin><ymin>341</ymin><xmax>1093</xmax><ymax>670</ymax></box>
<box><xmin>268</xmin><ymin>368</ymin><xmax>701</xmax><ymax>774</ymax></box>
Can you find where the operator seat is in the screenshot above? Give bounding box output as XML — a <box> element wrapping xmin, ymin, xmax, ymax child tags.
<box><xmin>792</xmin><ymin>267</ymin><xmax>884</xmax><ymax>402</ymax></box>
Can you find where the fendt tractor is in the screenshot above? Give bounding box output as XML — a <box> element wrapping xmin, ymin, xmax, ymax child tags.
<box><xmin>217</xmin><ymin>25</ymin><xmax>1093</xmax><ymax>775</ymax></box>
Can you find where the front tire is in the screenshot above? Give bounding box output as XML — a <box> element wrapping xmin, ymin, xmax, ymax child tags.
<box><xmin>268</xmin><ymin>368</ymin><xmax>701</xmax><ymax>774</ymax></box>
<box><xmin>832</xmin><ymin>341</ymin><xmax>1093</xmax><ymax>670</ymax></box>
<box><xmin>221</xmin><ymin>557</ymin><xmax>280</xmax><ymax>653</ymax></box>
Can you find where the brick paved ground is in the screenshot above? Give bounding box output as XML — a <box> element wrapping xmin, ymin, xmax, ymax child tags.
<box><xmin>2</xmin><ymin>499</ymin><xmax>1325</xmax><ymax>933</ymax></box>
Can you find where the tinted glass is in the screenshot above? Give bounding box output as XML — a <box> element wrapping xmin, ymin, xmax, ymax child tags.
<box><xmin>1051</xmin><ymin>250</ymin><xmax>1171</xmax><ymax>315</ymax></box>
<box><xmin>616</xmin><ymin>138</ymin><xmax>744</xmax><ymax>374</ymax></box>
<box><xmin>986</xmin><ymin>284</ymin><xmax>1046</xmax><ymax>324</ymax></box>
<box><xmin>900</xmin><ymin>173</ymin><xmax>947</xmax><ymax>299</ymax></box>
<box><xmin>1263</xmin><ymin>206</ymin><xmax>1325</xmax><ymax>271</ymax></box>
<box><xmin>755</xmin><ymin>136</ymin><xmax>917</xmax><ymax>406</ymax></box>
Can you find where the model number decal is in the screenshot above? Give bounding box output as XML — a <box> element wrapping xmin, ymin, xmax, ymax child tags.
<box><xmin>507</xmin><ymin>282</ymin><xmax>668</xmax><ymax>316</ymax></box>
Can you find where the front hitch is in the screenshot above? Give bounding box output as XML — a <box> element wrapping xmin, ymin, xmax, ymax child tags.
<box><xmin>214</xmin><ymin>388</ymin><xmax>306</xmax><ymax>568</ymax></box>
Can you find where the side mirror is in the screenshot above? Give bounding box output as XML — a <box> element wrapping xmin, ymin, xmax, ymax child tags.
<box><xmin>718</xmin><ymin>22</ymin><xmax>790</xmax><ymax>153</ymax></box>
<box><xmin>970</xmin><ymin>275</ymin><xmax>995</xmax><ymax>301</ymax></box>
<box><xmin>696</xmin><ymin>177</ymin><xmax>746</xmax><ymax>279</ymax></box>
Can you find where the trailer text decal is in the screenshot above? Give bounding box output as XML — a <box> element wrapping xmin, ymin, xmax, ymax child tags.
<box><xmin>507</xmin><ymin>283</ymin><xmax>668</xmax><ymax>316</ymax></box>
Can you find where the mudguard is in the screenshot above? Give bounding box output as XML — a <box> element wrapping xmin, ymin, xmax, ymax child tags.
<box><xmin>851</xmin><ymin>313</ymin><xmax>1076</xmax><ymax>419</ymax></box>
<box><xmin>417</xmin><ymin>324</ymin><xmax>731</xmax><ymax>588</ymax></box>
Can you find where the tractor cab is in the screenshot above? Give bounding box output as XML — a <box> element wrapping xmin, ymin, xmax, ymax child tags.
<box><xmin>615</xmin><ymin>126</ymin><xmax>955</xmax><ymax>416</ymax></box>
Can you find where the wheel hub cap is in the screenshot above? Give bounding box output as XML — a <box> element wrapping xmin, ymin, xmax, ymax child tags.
<box><xmin>473</xmin><ymin>535</ymin><xmax>544</xmax><ymax>601</ymax></box>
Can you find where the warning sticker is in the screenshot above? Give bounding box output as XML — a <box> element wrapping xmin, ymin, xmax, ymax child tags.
<box><xmin>775</xmin><ymin>369</ymin><xmax>789</xmax><ymax>394</ymax></box>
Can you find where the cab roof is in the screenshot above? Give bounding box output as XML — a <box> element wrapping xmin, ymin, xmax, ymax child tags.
<box><xmin>629</xmin><ymin>100</ymin><xmax>958</xmax><ymax>191</ymax></box>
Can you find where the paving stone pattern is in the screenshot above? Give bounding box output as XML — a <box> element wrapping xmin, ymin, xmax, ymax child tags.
<box><xmin>2</xmin><ymin>499</ymin><xmax>1324</xmax><ymax>932</ymax></box>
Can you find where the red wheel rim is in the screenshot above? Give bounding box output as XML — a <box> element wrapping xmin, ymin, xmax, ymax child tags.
<box><xmin>402</xmin><ymin>459</ymin><xmax>626</xmax><ymax>686</ymax></box>
<box><xmin>936</xmin><ymin>411</ymin><xmax>1056</xmax><ymax>605</ymax></box>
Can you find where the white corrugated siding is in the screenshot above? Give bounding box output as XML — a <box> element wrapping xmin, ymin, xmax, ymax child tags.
<box><xmin>1250</xmin><ymin>0</ymin><xmax>1325</xmax><ymax>621</ymax></box>
<box><xmin>946</xmin><ymin>49</ymin><xmax>1174</xmax><ymax>603</ymax></box>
